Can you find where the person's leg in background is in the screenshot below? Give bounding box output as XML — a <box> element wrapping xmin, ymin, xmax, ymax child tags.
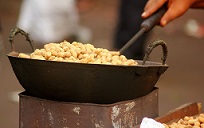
<box><xmin>114</xmin><ymin>0</ymin><xmax>149</xmax><ymax>60</ymax></box>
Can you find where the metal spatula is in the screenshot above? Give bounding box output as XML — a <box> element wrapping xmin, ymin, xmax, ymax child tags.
<box><xmin>119</xmin><ymin>5</ymin><xmax>167</xmax><ymax>54</ymax></box>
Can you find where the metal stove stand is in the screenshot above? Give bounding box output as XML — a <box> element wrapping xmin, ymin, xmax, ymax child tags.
<box><xmin>19</xmin><ymin>88</ymin><xmax>159</xmax><ymax>128</ymax></box>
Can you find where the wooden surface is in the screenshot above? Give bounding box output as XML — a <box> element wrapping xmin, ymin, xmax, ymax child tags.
<box><xmin>155</xmin><ymin>102</ymin><xmax>202</xmax><ymax>123</ymax></box>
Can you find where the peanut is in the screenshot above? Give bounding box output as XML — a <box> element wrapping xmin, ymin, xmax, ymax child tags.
<box><xmin>18</xmin><ymin>41</ymin><xmax>138</xmax><ymax>66</ymax></box>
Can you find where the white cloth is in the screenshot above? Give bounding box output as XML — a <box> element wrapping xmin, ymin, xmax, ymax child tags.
<box><xmin>17</xmin><ymin>0</ymin><xmax>80</xmax><ymax>43</ymax></box>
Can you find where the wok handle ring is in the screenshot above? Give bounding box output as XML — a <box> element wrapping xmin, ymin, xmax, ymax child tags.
<box><xmin>142</xmin><ymin>39</ymin><xmax>168</xmax><ymax>65</ymax></box>
<box><xmin>8</xmin><ymin>27</ymin><xmax>35</xmax><ymax>52</ymax></box>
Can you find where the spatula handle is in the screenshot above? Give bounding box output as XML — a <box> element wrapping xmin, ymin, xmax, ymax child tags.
<box><xmin>141</xmin><ymin>5</ymin><xmax>167</xmax><ymax>32</ymax></box>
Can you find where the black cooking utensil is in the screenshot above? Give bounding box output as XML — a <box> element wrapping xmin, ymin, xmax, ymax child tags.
<box><xmin>7</xmin><ymin>27</ymin><xmax>168</xmax><ymax>104</ymax></box>
<box><xmin>119</xmin><ymin>5</ymin><xmax>167</xmax><ymax>54</ymax></box>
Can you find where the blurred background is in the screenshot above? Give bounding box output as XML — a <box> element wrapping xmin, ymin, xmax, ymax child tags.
<box><xmin>0</xmin><ymin>0</ymin><xmax>204</xmax><ymax>127</ymax></box>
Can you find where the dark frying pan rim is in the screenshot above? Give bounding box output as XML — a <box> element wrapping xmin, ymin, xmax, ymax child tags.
<box><xmin>7</xmin><ymin>53</ymin><xmax>168</xmax><ymax>68</ymax></box>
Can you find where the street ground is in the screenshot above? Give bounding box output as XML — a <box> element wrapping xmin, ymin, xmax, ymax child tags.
<box><xmin>0</xmin><ymin>0</ymin><xmax>204</xmax><ymax>127</ymax></box>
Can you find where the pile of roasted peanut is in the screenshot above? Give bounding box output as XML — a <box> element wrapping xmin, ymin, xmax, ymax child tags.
<box><xmin>163</xmin><ymin>113</ymin><xmax>204</xmax><ymax>128</ymax></box>
<box><xmin>18</xmin><ymin>41</ymin><xmax>138</xmax><ymax>66</ymax></box>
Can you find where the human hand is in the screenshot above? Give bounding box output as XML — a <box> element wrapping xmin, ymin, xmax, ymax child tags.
<box><xmin>141</xmin><ymin>0</ymin><xmax>202</xmax><ymax>27</ymax></box>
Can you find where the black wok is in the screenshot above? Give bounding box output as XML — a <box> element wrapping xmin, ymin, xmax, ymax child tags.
<box><xmin>7</xmin><ymin>28</ymin><xmax>168</xmax><ymax>104</ymax></box>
